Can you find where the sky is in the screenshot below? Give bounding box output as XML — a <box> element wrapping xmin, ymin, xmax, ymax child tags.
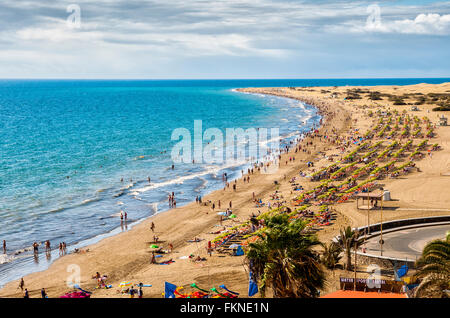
<box><xmin>0</xmin><ymin>0</ymin><xmax>449</xmax><ymax>79</ymax></box>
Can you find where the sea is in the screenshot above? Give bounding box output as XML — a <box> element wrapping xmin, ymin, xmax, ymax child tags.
<box><xmin>0</xmin><ymin>78</ymin><xmax>448</xmax><ymax>287</ymax></box>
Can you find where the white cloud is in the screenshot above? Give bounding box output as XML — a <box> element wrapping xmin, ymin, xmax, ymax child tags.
<box><xmin>347</xmin><ymin>12</ymin><xmax>450</xmax><ymax>35</ymax></box>
<box><xmin>389</xmin><ymin>13</ymin><xmax>450</xmax><ymax>35</ymax></box>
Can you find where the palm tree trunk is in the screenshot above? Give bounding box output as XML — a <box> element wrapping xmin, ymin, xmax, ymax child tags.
<box><xmin>346</xmin><ymin>250</ymin><xmax>352</xmax><ymax>270</ymax></box>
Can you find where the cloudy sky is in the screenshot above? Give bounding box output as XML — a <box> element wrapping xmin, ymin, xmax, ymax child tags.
<box><xmin>0</xmin><ymin>0</ymin><xmax>449</xmax><ymax>79</ymax></box>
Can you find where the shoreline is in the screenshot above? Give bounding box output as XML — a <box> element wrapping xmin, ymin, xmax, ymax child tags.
<box><xmin>0</xmin><ymin>89</ymin><xmax>329</xmax><ymax>296</ymax></box>
<box><xmin>1</xmin><ymin>83</ymin><xmax>449</xmax><ymax>298</ymax></box>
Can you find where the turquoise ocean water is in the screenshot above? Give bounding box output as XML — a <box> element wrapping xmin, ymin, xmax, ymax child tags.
<box><xmin>0</xmin><ymin>78</ymin><xmax>448</xmax><ymax>287</ymax></box>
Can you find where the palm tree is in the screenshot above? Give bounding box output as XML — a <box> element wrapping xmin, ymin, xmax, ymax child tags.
<box><xmin>336</xmin><ymin>226</ymin><xmax>364</xmax><ymax>271</ymax></box>
<box><xmin>321</xmin><ymin>242</ymin><xmax>343</xmax><ymax>270</ymax></box>
<box><xmin>414</xmin><ymin>235</ymin><xmax>450</xmax><ymax>298</ymax></box>
<box><xmin>245</xmin><ymin>214</ymin><xmax>325</xmax><ymax>298</ymax></box>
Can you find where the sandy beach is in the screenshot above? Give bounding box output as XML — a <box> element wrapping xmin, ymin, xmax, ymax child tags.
<box><xmin>1</xmin><ymin>82</ymin><xmax>449</xmax><ymax>298</ymax></box>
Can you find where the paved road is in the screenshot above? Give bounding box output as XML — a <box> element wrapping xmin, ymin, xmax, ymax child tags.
<box><xmin>363</xmin><ymin>224</ymin><xmax>450</xmax><ymax>260</ymax></box>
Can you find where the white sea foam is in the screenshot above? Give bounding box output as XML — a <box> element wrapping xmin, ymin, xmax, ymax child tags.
<box><xmin>0</xmin><ymin>254</ymin><xmax>15</xmax><ymax>265</ymax></box>
<box><xmin>131</xmin><ymin>161</ymin><xmax>248</xmax><ymax>195</ymax></box>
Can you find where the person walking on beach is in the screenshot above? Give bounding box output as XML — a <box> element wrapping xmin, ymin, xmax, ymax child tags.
<box><xmin>45</xmin><ymin>240</ymin><xmax>51</xmax><ymax>252</ymax></box>
<box><xmin>150</xmin><ymin>251</ymin><xmax>156</xmax><ymax>264</ymax></box>
<box><xmin>150</xmin><ymin>222</ymin><xmax>155</xmax><ymax>232</ymax></box>
<box><xmin>2</xmin><ymin>240</ymin><xmax>6</xmax><ymax>254</ymax></box>
<box><xmin>18</xmin><ymin>278</ymin><xmax>25</xmax><ymax>291</ymax></box>
<box><xmin>41</xmin><ymin>288</ymin><xmax>47</xmax><ymax>298</ymax></box>
<box><xmin>62</xmin><ymin>242</ymin><xmax>67</xmax><ymax>255</ymax></box>
<box><xmin>23</xmin><ymin>288</ymin><xmax>29</xmax><ymax>298</ymax></box>
<box><xmin>32</xmin><ymin>242</ymin><xmax>39</xmax><ymax>254</ymax></box>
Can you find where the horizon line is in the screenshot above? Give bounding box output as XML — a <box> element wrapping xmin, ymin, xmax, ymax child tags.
<box><xmin>0</xmin><ymin>77</ymin><xmax>450</xmax><ymax>81</ymax></box>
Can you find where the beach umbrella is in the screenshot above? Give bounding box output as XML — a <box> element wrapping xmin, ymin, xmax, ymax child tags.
<box><xmin>229</xmin><ymin>244</ymin><xmax>240</xmax><ymax>249</ymax></box>
<box><xmin>119</xmin><ymin>281</ymin><xmax>132</xmax><ymax>288</ymax></box>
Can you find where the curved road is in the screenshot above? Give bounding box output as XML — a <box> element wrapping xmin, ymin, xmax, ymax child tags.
<box><xmin>364</xmin><ymin>224</ymin><xmax>450</xmax><ymax>260</ymax></box>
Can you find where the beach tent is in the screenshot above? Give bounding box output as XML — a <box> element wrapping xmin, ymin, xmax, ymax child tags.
<box><xmin>164</xmin><ymin>282</ymin><xmax>177</xmax><ymax>298</ymax></box>
<box><xmin>248</xmin><ymin>271</ymin><xmax>258</xmax><ymax>297</ymax></box>
<box><xmin>235</xmin><ymin>245</ymin><xmax>244</xmax><ymax>256</ymax></box>
<box><xmin>396</xmin><ymin>265</ymin><xmax>409</xmax><ymax>278</ymax></box>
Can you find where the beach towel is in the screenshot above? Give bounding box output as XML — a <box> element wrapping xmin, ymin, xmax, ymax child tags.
<box><xmin>157</xmin><ymin>260</ymin><xmax>175</xmax><ymax>265</ymax></box>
